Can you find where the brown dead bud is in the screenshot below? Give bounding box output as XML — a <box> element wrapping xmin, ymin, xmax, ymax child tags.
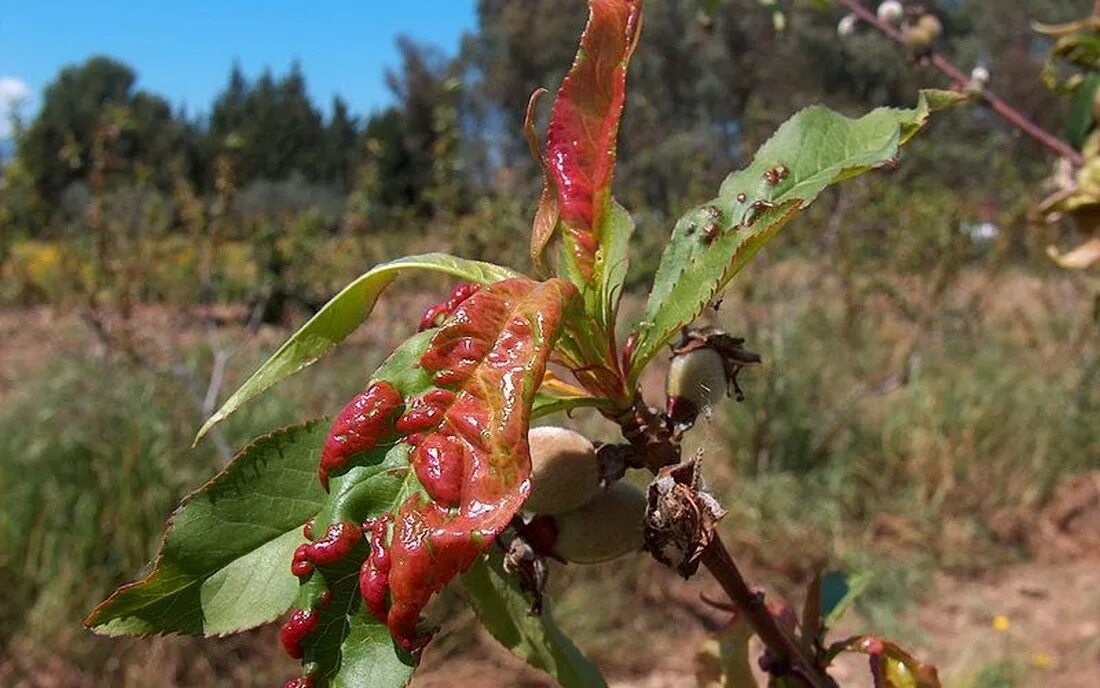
<box><xmin>644</xmin><ymin>458</ymin><xmax>727</xmax><ymax>578</ymax></box>
<box><xmin>605</xmin><ymin>397</ymin><xmax>682</xmax><ymax>473</ymax></box>
<box><xmin>503</xmin><ymin>528</ymin><xmax>550</xmax><ymax>615</ymax></box>
<box><xmin>594</xmin><ymin>441</ymin><xmax>633</xmax><ymax>486</ymax></box>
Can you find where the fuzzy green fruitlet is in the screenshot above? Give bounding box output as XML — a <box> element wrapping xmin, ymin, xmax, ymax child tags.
<box><xmin>553</xmin><ymin>481</ymin><xmax>647</xmax><ymax>565</ymax></box>
<box><xmin>665</xmin><ymin>347</ymin><xmax>728</xmax><ymax>424</ymax></box>
<box><xmin>524</xmin><ymin>426</ymin><xmax>602</xmax><ymax>515</ymax></box>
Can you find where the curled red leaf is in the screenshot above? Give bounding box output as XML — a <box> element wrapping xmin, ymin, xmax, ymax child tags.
<box><xmin>534</xmin><ymin>0</ymin><xmax>643</xmax><ymax>279</ymax></box>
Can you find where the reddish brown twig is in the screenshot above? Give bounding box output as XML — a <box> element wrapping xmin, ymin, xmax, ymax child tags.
<box><xmin>620</xmin><ymin>391</ymin><xmax>836</xmax><ymax>685</ymax></box>
<box><xmin>836</xmin><ymin>0</ymin><xmax>1084</xmax><ymax>166</ymax></box>
<box><xmin>701</xmin><ymin>535</ymin><xmax>835</xmax><ymax>688</ymax></box>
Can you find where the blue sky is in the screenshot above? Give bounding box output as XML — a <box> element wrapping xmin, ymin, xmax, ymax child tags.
<box><xmin>0</xmin><ymin>1</ymin><xmax>477</xmax><ymax>131</ymax></box>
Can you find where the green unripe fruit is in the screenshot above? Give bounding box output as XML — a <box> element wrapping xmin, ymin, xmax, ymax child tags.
<box><xmin>524</xmin><ymin>426</ymin><xmax>601</xmax><ymax>515</ymax></box>
<box><xmin>666</xmin><ymin>347</ymin><xmax>728</xmax><ymax>423</ymax></box>
<box><xmin>553</xmin><ymin>481</ymin><xmax>647</xmax><ymax>564</ymax></box>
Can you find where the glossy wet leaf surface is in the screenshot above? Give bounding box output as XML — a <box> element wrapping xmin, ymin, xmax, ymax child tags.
<box><xmin>197</xmin><ymin>254</ymin><xmax>518</xmax><ymax>442</ymax></box>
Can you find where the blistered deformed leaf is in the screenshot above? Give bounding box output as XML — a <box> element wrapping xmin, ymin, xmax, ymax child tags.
<box><xmin>379</xmin><ymin>278</ymin><xmax>576</xmax><ymax>651</ymax></box>
<box><xmin>629</xmin><ymin>91</ymin><xmax>963</xmax><ymax>380</ymax></box>
<box><xmin>463</xmin><ymin>554</ymin><xmax>607</xmax><ymax>688</ymax></box>
<box><xmin>528</xmin><ymin>0</ymin><xmax>643</xmax><ymax>408</ymax></box>
<box><xmin>291</xmin><ymin>447</ymin><xmax>422</xmax><ymax>688</ymax></box>
<box><xmin>282</xmin><ymin>334</ymin><xmax>440</xmax><ymax>686</ymax></box>
<box><xmin>196</xmin><ymin>254</ymin><xmax>518</xmax><ymax>442</ymax></box>
<box><xmin>293</xmin><ymin>277</ymin><xmax>575</xmax><ymax>665</ymax></box>
<box><xmin>86</xmin><ymin>422</ymin><xmax>328</xmax><ymax>637</ymax></box>
<box><xmin>533</xmin><ymin>0</ymin><xmax>642</xmax><ymax>283</ymax></box>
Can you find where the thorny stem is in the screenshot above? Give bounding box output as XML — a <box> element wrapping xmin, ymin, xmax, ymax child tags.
<box><xmin>835</xmin><ymin>0</ymin><xmax>1085</xmax><ymax>166</ymax></box>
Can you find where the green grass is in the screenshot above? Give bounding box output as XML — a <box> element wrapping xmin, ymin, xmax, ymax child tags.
<box><xmin>696</xmin><ymin>260</ymin><xmax>1099</xmax><ymax>642</ymax></box>
<box><xmin>0</xmin><ymin>259</ymin><xmax>1095</xmax><ymax>684</ymax></box>
<box><xmin>0</xmin><ymin>331</ymin><xmax>396</xmax><ymax>684</ymax></box>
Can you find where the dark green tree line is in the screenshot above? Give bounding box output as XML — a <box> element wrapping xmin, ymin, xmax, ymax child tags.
<box><xmin>8</xmin><ymin>0</ymin><xmax>1094</xmax><ymax>234</ymax></box>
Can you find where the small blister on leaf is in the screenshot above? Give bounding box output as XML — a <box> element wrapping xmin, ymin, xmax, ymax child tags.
<box><xmin>629</xmin><ymin>90</ymin><xmax>964</xmax><ymax>380</ymax></box>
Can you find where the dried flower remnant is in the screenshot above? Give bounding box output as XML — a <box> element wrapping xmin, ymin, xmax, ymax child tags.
<box><xmin>644</xmin><ymin>459</ymin><xmax>726</xmax><ymax>578</ymax></box>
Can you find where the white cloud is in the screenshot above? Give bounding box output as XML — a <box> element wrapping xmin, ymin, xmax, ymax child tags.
<box><xmin>0</xmin><ymin>76</ymin><xmax>31</xmax><ymax>139</ymax></box>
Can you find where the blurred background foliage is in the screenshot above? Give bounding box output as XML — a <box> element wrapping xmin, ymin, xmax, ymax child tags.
<box><xmin>1</xmin><ymin>0</ymin><xmax>1098</xmax><ymax>686</ymax></box>
<box><xmin>4</xmin><ymin>0</ymin><xmax>1096</xmax><ymax>310</ymax></box>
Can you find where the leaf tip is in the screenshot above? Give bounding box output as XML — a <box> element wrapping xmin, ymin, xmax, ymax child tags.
<box><xmin>192</xmin><ymin>414</ymin><xmax>220</xmax><ymax>447</ymax></box>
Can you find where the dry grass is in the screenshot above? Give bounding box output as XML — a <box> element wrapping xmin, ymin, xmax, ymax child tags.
<box><xmin>0</xmin><ymin>258</ymin><xmax>1096</xmax><ymax>686</ymax></box>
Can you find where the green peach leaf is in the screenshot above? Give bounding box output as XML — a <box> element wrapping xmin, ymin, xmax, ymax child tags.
<box><xmin>86</xmin><ymin>421</ymin><xmax>327</xmax><ymax>636</ymax></box>
<box><xmin>628</xmin><ymin>90</ymin><xmax>964</xmax><ymax>382</ymax></box>
<box><xmin>196</xmin><ymin>253</ymin><xmax>518</xmax><ymax>443</ymax></box>
<box><xmin>463</xmin><ymin>554</ymin><xmax>606</xmax><ymax>688</ymax></box>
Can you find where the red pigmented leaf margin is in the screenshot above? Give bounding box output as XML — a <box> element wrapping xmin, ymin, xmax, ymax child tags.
<box><xmin>366</xmin><ymin>277</ymin><xmax>576</xmax><ymax>652</ymax></box>
<box><xmin>531</xmin><ymin>0</ymin><xmax>643</xmax><ymax>278</ymax></box>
